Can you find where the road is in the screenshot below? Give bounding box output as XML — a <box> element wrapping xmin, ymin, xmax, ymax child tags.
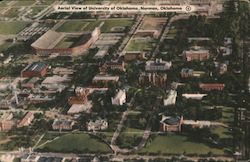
<box><xmin>5</xmin><ymin>151</ymin><xmax>234</xmax><ymax>162</ymax></box>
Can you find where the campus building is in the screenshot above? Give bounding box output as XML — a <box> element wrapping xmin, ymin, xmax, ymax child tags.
<box><xmin>145</xmin><ymin>59</ymin><xmax>172</xmax><ymax>71</ymax></box>
<box><xmin>183</xmin><ymin>49</ymin><xmax>210</xmax><ymax>61</ymax></box>
<box><xmin>111</xmin><ymin>90</ymin><xmax>126</xmax><ymax>106</ymax></box>
<box><xmin>21</xmin><ymin>62</ymin><xmax>48</xmax><ymax>78</ymax></box>
<box><xmin>199</xmin><ymin>83</ymin><xmax>225</xmax><ymax>91</ymax></box>
<box><xmin>124</xmin><ymin>51</ymin><xmax>146</xmax><ymax>61</ymax></box>
<box><xmin>87</xmin><ymin>119</ymin><xmax>108</xmax><ymax>131</ymax></box>
<box><xmin>17</xmin><ymin>112</ymin><xmax>34</xmax><ymax>128</ymax></box>
<box><xmin>52</xmin><ymin>119</ymin><xmax>75</xmax><ymax>130</ymax></box>
<box><xmin>180</xmin><ymin>68</ymin><xmax>205</xmax><ymax>78</ymax></box>
<box><xmin>139</xmin><ymin>72</ymin><xmax>167</xmax><ymax>87</ymax></box>
<box><xmin>160</xmin><ymin>115</ymin><xmax>183</xmax><ymax>132</ymax></box>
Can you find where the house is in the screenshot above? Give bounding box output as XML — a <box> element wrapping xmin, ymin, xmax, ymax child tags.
<box><xmin>163</xmin><ymin>90</ymin><xmax>177</xmax><ymax>106</ymax></box>
<box><xmin>87</xmin><ymin>119</ymin><xmax>108</xmax><ymax>131</ymax></box>
<box><xmin>67</xmin><ymin>101</ymin><xmax>92</xmax><ymax>115</ymax></box>
<box><xmin>139</xmin><ymin>72</ymin><xmax>167</xmax><ymax>87</ymax></box>
<box><xmin>145</xmin><ymin>59</ymin><xmax>172</xmax><ymax>71</ymax></box>
<box><xmin>199</xmin><ymin>83</ymin><xmax>225</xmax><ymax>91</ymax></box>
<box><xmin>124</xmin><ymin>51</ymin><xmax>145</xmax><ymax>61</ymax></box>
<box><xmin>111</xmin><ymin>90</ymin><xmax>126</xmax><ymax>106</ymax></box>
<box><xmin>182</xmin><ymin>94</ymin><xmax>207</xmax><ymax>100</ymax></box>
<box><xmin>183</xmin><ymin>49</ymin><xmax>209</xmax><ymax>61</ymax></box>
<box><xmin>52</xmin><ymin>119</ymin><xmax>75</xmax><ymax>130</ymax></box>
<box><xmin>21</xmin><ymin>62</ymin><xmax>48</xmax><ymax>78</ymax></box>
<box><xmin>17</xmin><ymin>112</ymin><xmax>34</xmax><ymax>128</ymax></box>
<box><xmin>160</xmin><ymin>115</ymin><xmax>183</xmax><ymax>132</ymax></box>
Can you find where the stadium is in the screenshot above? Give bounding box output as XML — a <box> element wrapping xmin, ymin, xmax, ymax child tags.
<box><xmin>31</xmin><ymin>27</ymin><xmax>101</xmax><ymax>56</ymax></box>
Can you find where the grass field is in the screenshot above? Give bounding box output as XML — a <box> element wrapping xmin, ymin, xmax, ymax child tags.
<box><xmin>0</xmin><ymin>1</ymin><xmax>8</xmax><ymax>7</ymax></box>
<box><xmin>57</xmin><ymin>19</ymin><xmax>133</xmax><ymax>33</ymax></box>
<box><xmin>57</xmin><ymin>21</ymin><xmax>100</xmax><ymax>32</ymax></box>
<box><xmin>140</xmin><ymin>135</ymin><xmax>224</xmax><ymax>155</ymax></box>
<box><xmin>125</xmin><ymin>38</ymin><xmax>155</xmax><ymax>52</ymax></box>
<box><xmin>27</xmin><ymin>6</ymin><xmax>45</xmax><ymax>17</ymax></box>
<box><xmin>38</xmin><ymin>133</ymin><xmax>111</xmax><ymax>153</ymax></box>
<box><xmin>13</xmin><ymin>1</ymin><xmax>36</xmax><ymax>6</ymax></box>
<box><xmin>218</xmin><ymin>106</ymin><xmax>234</xmax><ymax>124</ymax></box>
<box><xmin>211</xmin><ymin>126</ymin><xmax>232</xmax><ymax>139</ymax></box>
<box><xmin>2</xmin><ymin>7</ymin><xmax>20</xmax><ymax>18</ymax></box>
<box><xmin>0</xmin><ymin>42</ymin><xmax>12</xmax><ymax>52</ymax></box>
<box><xmin>36</xmin><ymin>0</ymin><xmax>54</xmax><ymax>5</ymax></box>
<box><xmin>101</xmin><ymin>19</ymin><xmax>133</xmax><ymax>33</ymax></box>
<box><xmin>55</xmin><ymin>37</ymin><xmax>78</xmax><ymax>48</ymax></box>
<box><xmin>0</xmin><ymin>21</ymin><xmax>29</xmax><ymax>34</ymax></box>
<box><xmin>117</xmin><ymin>127</ymin><xmax>144</xmax><ymax>149</ymax></box>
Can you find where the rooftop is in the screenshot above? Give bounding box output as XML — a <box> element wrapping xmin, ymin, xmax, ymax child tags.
<box><xmin>68</xmin><ymin>101</ymin><xmax>92</xmax><ymax>114</ymax></box>
<box><xmin>23</xmin><ymin>62</ymin><xmax>47</xmax><ymax>72</ymax></box>
<box><xmin>93</xmin><ymin>75</ymin><xmax>119</xmax><ymax>81</ymax></box>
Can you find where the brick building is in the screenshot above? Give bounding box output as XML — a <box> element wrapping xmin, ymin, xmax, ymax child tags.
<box><xmin>183</xmin><ymin>50</ymin><xmax>209</xmax><ymax>61</ymax></box>
<box><xmin>199</xmin><ymin>83</ymin><xmax>225</xmax><ymax>91</ymax></box>
<box><xmin>139</xmin><ymin>72</ymin><xmax>167</xmax><ymax>87</ymax></box>
<box><xmin>160</xmin><ymin>115</ymin><xmax>183</xmax><ymax>132</ymax></box>
<box><xmin>17</xmin><ymin>112</ymin><xmax>34</xmax><ymax>128</ymax></box>
<box><xmin>124</xmin><ymin>51</ymin><xmax>145</xmax><ymax>61</ymax></box>
<box><xmin>21</xmin><ymin>62</ymin><xmax>48</xmax><ymax>78</ymax></box>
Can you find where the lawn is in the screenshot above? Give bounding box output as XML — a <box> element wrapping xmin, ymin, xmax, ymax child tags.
<box><xmin>36</xmin><ymin>0</ymin><xmax>54</xmax><ymax>5</ymax></box>
<box><xmin>140</xmin><ymin>135</ymin><xmax>225</xmax><ymax>155</ymax></box>
<box><xmin>0</xmin><ymin>21</ymin><xmax>29</xmax><ymax>34</ymax></box>
<box><xmin>57</xmin><ymin>21</ymin><xmax>90</xmax><ymax>32</ymax></box>
<box><xmin>2</xmin><ymin>7</ymin><xmax>20</xmax><ymax>18</ymax></box>
<box><xmin>57</xmin><ymin>20</ymin><xmax>102</xmax><ymax>32</ymax></box>
<box><xmin>13</xmin><ymin>0</ymin><xmax>36</xmax><ymax>6</ymax></box>
<box><xmin>116</xmin><ymin>113</ymin><xmax>145</xmax><ymax>149</ymax></box>
<box><xmin>55</xmin><ymin>37</ymin><xmax>78</xmax><ymax>48</ymax></box>
<box><xmin>0</xmin><ymin>1</ymin><xmax>8</xmax><ymax>7</ymax></box>
<box><xmin>121</xmin><ymin>127</ymin><xmax>144</xmax><ymax>137</ymax></box>
<box><xmin>117</xmin><ymin>127</ymin><xmax>144</xmax><ymax>149</ymax></box>
<box><xmin>125</xmin><ymin>38</ymin><xmax>154</xmax><ymax>52</ymax></box>
<box><xmin>37</xmin><ymin>133</ymin><xmax>112</xmax><ymax>153</ymax></box>
<box><xmin>84</xmin><ymin>20</ymin><xmax>102</xmax><ymax>31</ymax></box>
<box><xmin>57</xmin><ymin>19</ymin><xmax>133</xmax><ymax>33</ymax></box>
<box><xmin>0</xmin><ymin>42</ymin><xmax>12</xmax><ymax>52</ymax></box>
<box><xmin>218</xmin><ymin>106</ymin><xmax>234</xmax><ymax>124</ymax></box>
<box><xmin>211</xmin><ymin>126</ymin><xmax>232</xmax><ymax>139</ymax></box>
<box><xmin>27</xmin><ymin>7</ymin><xmax>45</xmax><ymax>18</ymax></box>
<box><xmin>101</xmin><ymin>19</ymin><xmax>133</xmax><ymax>33</ymax></box>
